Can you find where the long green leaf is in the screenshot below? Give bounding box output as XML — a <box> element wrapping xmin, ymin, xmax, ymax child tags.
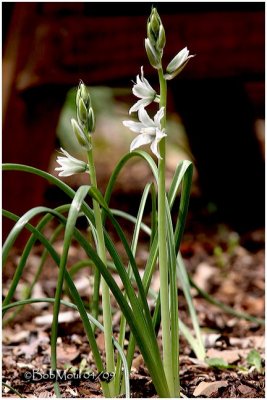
<box><xmin>165</xmin><ymin>198</ymin><xmax>179</xmax><ymax>396</ymax></box>
<box><xmin>51</xmin><ymin>186</ymin><xmax>91</xmax><ymax>397</ymax></box>
<box><xmin>116</xmin><ymin>184</ymin><xmax>152</xmax><ymax>394</ymax></box>
<box><xmin>104</xmin><ymin>150</ymin><xmax>158</xmax><ymax>209</ymax></box>
<box><xmin>168</xmin><ymin>161</ymin><xmax>206</xmax><ymax>359</ymax></box>
<box><xmin>3</xmin><ymin>205</ymin><xmax>70</xmax><ymax>309</ymax></box>
<box><xmin>3</xmin><ymin>223</ymin><xmax>64</xmax><ymax>325</ymax></box>
<box><xmin>177</xmin><ymin>252</ymin><xmax>205</xmax><ymax>360</ymax></box>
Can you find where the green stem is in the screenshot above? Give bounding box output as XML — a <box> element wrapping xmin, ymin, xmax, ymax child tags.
<box><xmin>87</xmin><ymin>146</ymin><xmax>115</xmax><ymax>397</ymax></box>
<box><xmin>157</xmin><ymin>67</ymin><xmax>174</xmax><ymax>396</ymax></box>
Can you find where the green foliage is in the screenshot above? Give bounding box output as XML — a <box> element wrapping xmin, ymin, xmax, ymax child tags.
<box><xmin>247</xmin><ymin>349</ymin><xmax>263</xmax><ymax>373</ymax></box>
<box><xmin>205</xmin><ymin>357</ymin><xmax>233</xmax><ymax>370</ymax></box>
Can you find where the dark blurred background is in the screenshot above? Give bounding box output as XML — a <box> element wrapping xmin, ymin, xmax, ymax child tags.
<box><xmin>2</xmin><ymin>2</ymin><xmax>265</xmax><ymax>242</ymax></box>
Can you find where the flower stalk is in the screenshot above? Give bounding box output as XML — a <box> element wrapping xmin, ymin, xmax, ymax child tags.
<box><xmin>73</xmin><ymin>82</ymin><xmax>116</xmax><ymax>397</ymax></box>
<box><xmin>87</xmin><ymin>144</ymin><xmax>116</xmax><ymax>397</ymax></box>
<box><xmin>157</xmin><ymin>67</ymin><xmax>176</xmax><ymax>397</ymax></box>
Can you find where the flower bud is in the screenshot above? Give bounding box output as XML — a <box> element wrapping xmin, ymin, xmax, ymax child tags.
<box><xmin>75</xmin><ymin>81</ymin><xmax>96</xmax><ymax>135</ymax></box>
<box><xmin>71</xmin><ymin>118</ymin><xmax>91</xmax><ymax>150</ymax></box>
<box><xmin>147</xmin><ymin>8</ymin><xmax>165</xmax><ymax>52</ymax></box>
<box><xmin>145</xmin><ymin>38</ymin><xmax>161</xmax><ymax>70</ymax></box>
<box><xmin>148</xmin><ymin>8</ymin><xmax>160</xmax><ymax>44</ymax></box>
<box><xmin>87</xmin><ymin>107</ymin><xmax>95</xmax><ymax>133</ymax></box>
<box><xmin>80</xmin><ymin>83</ymin><xmax>90</xmax><ymax>105</ymax></box>
<box><xmin>78</xmin><ymin>98</ymin><xmax>88</xmax><ymax>125</ymax></box>
<box><xmin>165</xmin><ymin>47</ymin><xmax>195</xmax><ymax>80</ymax></box>
<box><xmin>76</xmin><ymin>81</ymin><xmax>91</xmax><ymax>107</ymax></box>
<box><xmin>157</xmin><ymin>24</ymin><xmax>166</xmax><ymax>52</ymax></box>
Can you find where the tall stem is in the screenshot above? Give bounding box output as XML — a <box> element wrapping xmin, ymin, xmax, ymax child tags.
<box><xmin>87</xmin><ymin>146</ymin><xmax>115</xmax><ymax>397</ymax></box>
<box><xmin>157</xmin><ymin>68</ymin><xmax>174</xmax><ymax>396</ymax></box>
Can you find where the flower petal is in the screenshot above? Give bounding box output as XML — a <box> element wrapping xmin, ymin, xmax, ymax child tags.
<box><xmin>123</xmin><ymin>120</ymin><xmax>143</xmax><ymax>133</ymax></box>
<box><xmin>129</xmin><ymin>98</ymin><xmax>152</xmax><ymax>114</ymax></box>
<box><xmin>133</xmin><ymin>85</ymin><xmax>151</xmax><ymax>99</ymax></box>
<box><xmin>58</xmin><ymin>148</ymin><xmax>86</xmax><ymax>166</ymax></box>
<box><xmin>150</xmin><ymin>137</ymin><xmax>161</xmax><ymax>159</ymax></box>
<box><xmin>130</xmin><ymin>133</ymin><xmax>153</xmax><ymax>152</ymax></box>
<box><xmin>155</xmin><ymin>128</ymin><xmax>167</xmax><ymax>141</ymax></box>
<box><xmin>138</xmin><ymin>107</ymin><xmax>154</xmax><ymax>127</ymax></box>
<box><xmin>166</xmin><ymin>47</ymin><xmax>189</xmax><ymax>73</ymax></box>
<box><xmin>154</xmin><ymin>107</ymin><xmax>165</xmax><ymax>128</ymax></box>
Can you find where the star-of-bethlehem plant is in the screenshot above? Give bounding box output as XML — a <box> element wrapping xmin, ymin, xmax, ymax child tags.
<box><xmin>4</xmin><ymin>7</ymin><xmax>261</xmax><ymax>399</ymax></box>
<box><xmin>2</xmin><ymin>8</ymin><xmax>196</xmax><ymax>398</ymax></box>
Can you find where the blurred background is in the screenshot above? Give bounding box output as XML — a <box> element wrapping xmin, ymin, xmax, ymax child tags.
<box><xmin>2</xmin><ymin>2</ymin><xmax>265</xmax><ymax>242</ymax></box>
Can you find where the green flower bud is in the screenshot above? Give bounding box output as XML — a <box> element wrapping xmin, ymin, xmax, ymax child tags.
<box><xmin>148</xmin><ymin>8</ymin><xmax>160</xmax><ymax>44</ymax></box>
<box><xmin>78</xmin><ymin>98</ymin><xmax>88</xmax><ymax>125</ymax></box>
<box><xmin>76</xmin><ymin>81</ymin><xmax>91</xmax><ymax>108</ymax></box>
<box><xmin>147</xmin><ymin>22</ymin><xmax>153</xmax><ymax>44</ymax></box>
<box><xmin>87</xmin><ymin>107</ymin><xmax>95</xmax><ymax>133</ymax></box>
<box><xmin>157</xmin><ymin>24</ymin><xmax>166</xmax><ymax>52</ymax></box>
<box><xmin>145</xmin><ymin>38</ymin><xmax>161</xmax><ymax>69</ymax></box>
<box><xmin>71</xmin><ymin>118</ymin><xmax>91</xmax><ymax>150</ymax></box>
<box><xmin>165</xmin><ymin>47</ymin><xmax>195</xmax><ymax>80</ymax></box>
<box><xmin>80</xmin><ymin>83</ymin><xmax>91</xmax><ymax>107</ymax></box>
<box><xmin>75</xmin><ymin>81</ymin><xmax>96</xmax><ymax>135</ymax></box>
<box><xmin>147</xmin><ymin>8</ymin><xmax>165</xmax><ymax>52</ymax></box>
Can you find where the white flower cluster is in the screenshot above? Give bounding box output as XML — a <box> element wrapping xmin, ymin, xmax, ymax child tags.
<box><xmin>123</xmin><ymin>67</ymin><xmax>165</xmax><ymax>159</ymax></box>
<box><xmin>123</xmin><ymin>46</ymin><xmax>194</xmax><ymax>159</ymax></box>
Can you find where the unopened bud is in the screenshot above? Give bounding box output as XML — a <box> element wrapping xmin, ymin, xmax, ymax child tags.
<box><xmin>78</xmin><ymin>98</ymin><xmax>88</xmax><ymax>125</ymax></box>
<box><xmin>76</xmin><ymin>81</ymin><xmax>91</xmax><ymax>108</ymax></box>
<box><xmin>157</xmin><ymin>24</ymin><xmax>166</xmax><ymax>52</ymax></box>
<box><xmin>145</xmin><ymin>38</ymin><xmax>161</xmax><ymax>69</ymax></box>
<box><xmin>165</xmin><ymin>47</ymin><xmax>195</xmax><ymax>80</ymax></box>
<box><xmin>75</xmin><ymin>81</ymin><xmax>96</xmax><ymax>135</ymax></box>
<box><xmin>87</xmin><ymin>108</ymin><xmax>95</xmax><ymax>133</ymax></box>
<box><xmin>147</xmin><ymin>8</ymin><xmax>165</xmax><ymax>53</ymax></box>
<box><xmin>80</xmin><ymin>83</ymin><xmax>90</xmax><ymax>106</ymax></box>
<box><xmin>149</xmin><ymin>9</ymin><xmax>160</xmax><ymax>43</ymax></box>
<box><xmin>71</xmin><ymin>118</ymin><xmax>91</xmax><ymax>150</ymax></box>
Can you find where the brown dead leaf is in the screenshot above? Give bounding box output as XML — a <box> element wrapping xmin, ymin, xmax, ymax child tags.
<box><xmin>65</xmin><ymin>386</ymin><xmax>79</xmax><ymax>397</ymax></box>
<box><xmin>96</xmin><ymin>332</ymin><xmax>105</xmax><ymax>352</ymax></box>
<box><xmin>203</xmin><ymin>333</ymin><xmax>222</xmax><ymax>348</ymax></box>
<box><xmin>237</xmin><ymin>384</ymin><xmax>255</xmax><ymax>396</ymax></box>
<box><xmin>132</xmin><ymin>354</ymin><xmax>144</xmax><ymax>370</ymax></box>
<box><xmin>230</xmin><ymin>335</ymin><xmax>265</xmax><ymax>349</ymax></box>
<box><xmin>56</xmin><ymin>345</ymin><xmax>80</xmax><ymax>363</ymax></box>
<box><xmin>193</xmin><ymin>262</ymin><xmax>215</xmax><ymax>291</ymax></box>
<box><xmin>3</xmin><ymin>329</ymin><xmax>29</xmax><ymax>344</ymax></box>
<box><xmin>15</xmin><ymin>340</ymin><xmax>41</xmax><ymax>360</ymax></box>
<box><xmin>193</xmin><ymin>380</ymin><xmax>228</xmax><ymax>397</ymax></box>
<box><xmin>34</xmin><ymin>311</ymin><xmax>80</xmax><ymax>326</ymax></box>
<box><xmin>206</xmin><ymin>348</ymin><xmax>248</xmax><ymax>364</ymax></box>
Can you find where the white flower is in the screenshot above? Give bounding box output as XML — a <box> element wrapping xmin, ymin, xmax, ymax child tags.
<box><xmin>55</xmin><ymin>148</ymin><xmax>89</xmax><ymax>177</ymax></box>
<box><xmin>165</xmin><ymin>46</ymin><xmax>195</xmax><ymax>80</ymax></box>
<box><xmin>129</xmin><ymin>67</ymin><xmax>159</xmax><ymax>114</ymax></box>
<box><xmin>123</xmin><ymin>107</ymin><xmax>166</xmax><ymax>159</ymax></box>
